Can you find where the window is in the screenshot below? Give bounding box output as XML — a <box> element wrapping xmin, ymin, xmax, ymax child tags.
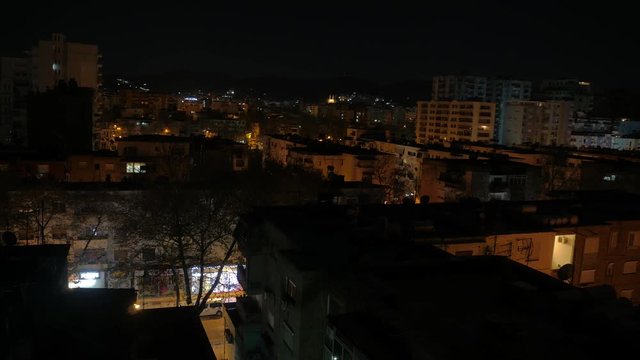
<box><xmin>455</xmin><ymin>250</ymin><xmax>473</xmax><ymax>256</ymax></box>
<box><xmin>282</xmin><ymin>321</ymin><xmax>294</xmax><ymax>351</ymax></box>
<box><xmin>52</xmin><ymin>201</ymin><xmax>66</xmax><ymax>214</ymax></box>
<box><xmin>170</xmin><ymin>148</ymin><xmax>184</xmax><ymax>156</ymax></box>
<box><xmin>37</xmin><ymin>164</ymin><xmax>50</xmax><ymax>173</ymax></box>
<box><xmin>327</xmin><ymin>295</ymin><xmax>344</xmax><ymax>315</ymax></box>
<box><xmin>81</xmin><ymin>249</ymin><xmax>106</xmax><ymax>264</ymax></box>
<box><xmin>267</xmin><ymin>309</ymin><xmax>275</xmax><ymax>330</ymax></box>
<box><xmin>142</xmin><ymin>248</ymin><xmax>156</xmax><ymax>261</ymax></box>
<box><xmin>123</xmin><ymin>146</ymin><xmax>137</xmax><ymax>156</ymax></box>
<box><xmin>285</xmin><ymin>277</ymin><xmax>296</xmax><ymax>300</ymax></box>
<box><xmin>610</xmin><ymin>231</ymin><xmax>618</xmax><ymax>249</ymax></box>
<box><xmin>78</xmin><ymin>161</ymin><xmax>88</xmax><ymax>169</ymax></box>
<box><xmin>80</xmin><ymin>271</ymin><xmax>100</xmax><ymax>280</ymax></box>
<box><xmin>606</xmin><ymin>263</ymin><xmax>614</xmax><ymax>277</ymax></box>
<box><xmin>629</xmin><ymin>232</ymin><xmax>639</xmax><ymax>248</ymax></box>
<box><xmin>126</xmin><ymin>162</ymin><xmax>146</xmax><ymax>173</ymax></box>
<box><xmin>583</xmin><ymin>237</ymin><xmax>599</xmax><ymax>254</ymax></box>
<box><xmin>579</xmin><ymin>269</ymin><xmax>595</xmax><ymax>284</ymax></box>
<box><xmin>623</xmin><ymin>261</ymin><xmax>637</xmax><ymax>274</ymax></box>
<box><xmin>620</xmin><ymin>289</ymin><xmax>634</xmax><ymax>300</ymax></box>
<box><xmin>114</xmin><ymin>249</ymin><xmax>128</xmax><ymax>262</ymax></box>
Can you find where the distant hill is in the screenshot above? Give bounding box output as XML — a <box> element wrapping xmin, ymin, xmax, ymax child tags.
<box><xmin>103</xmin><ymin>72</ymin><xmax>431</xmax><ymax>105</ymax></box>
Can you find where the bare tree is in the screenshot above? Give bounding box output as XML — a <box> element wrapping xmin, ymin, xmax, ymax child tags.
<box><xmin>119</xmin><ymin>185</ymin><xmax>239</xmax><ymax>309</ymax></box>
<box><xmin>189</xmin><ymin>189</ymin><xmax>238</xmax><ymax>306</ymax></box>
<box><xmin>9</xmin><ymin>188</ymin><xmax>67</xmax><ymax>245</ymax></box>
<box><xmin>542</xmin><ymin>149</ymin><xmax>581</xmax><ymax>194</ymax></box>
<box><xmin>67</xmin><ymin>191</ymin><xmax>126</xmax><ymax>285</ymax></box>
<box><xmin>370</xmin><ymin>154</ymin><xmax>411</xmax><ymax>203</ymax></box>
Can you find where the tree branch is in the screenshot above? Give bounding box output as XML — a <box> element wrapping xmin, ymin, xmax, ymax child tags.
<box><xmin>195</xmin><ymin>237</ymin><xmax>237</xmax><ymax>312</ymax></box>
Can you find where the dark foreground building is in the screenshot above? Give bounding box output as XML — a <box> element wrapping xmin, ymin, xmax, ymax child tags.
<box><xmin>233</xmin><ymin>204</ymin><xmax>640</xmax><ymax>360</ymax></box>
<box><xmin>0</xmin><ymin>243</ymin><xmax>215</xmax><ymax>360</ymax></box>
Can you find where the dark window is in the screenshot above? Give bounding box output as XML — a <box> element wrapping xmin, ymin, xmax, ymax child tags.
<box><xmin>114</xmin><ymin>249</ymin><xmax>129</xmax><ymax>262</ymax></box>
<box><xmin>52</xmin><ymin>202</ymin><xmax>66</xmax><ymax>214</ymax></box>
<box><xmin>455</xmin><ymin>250</ymin><xmax>473</xmax><ymax>256</ymax></box>
<box><xmin>123</xmin><ymin>146</ymin><xmax>137</xmax><ymax>156</ymax></box>
<box><xmin>142</xmin><ymin>248</ymin><xmax>156</xmax><ymax>261</ymax></box>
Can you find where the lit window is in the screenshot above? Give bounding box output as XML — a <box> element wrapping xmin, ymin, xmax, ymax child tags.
<box><xmin>80</xmin><ymin>272</ymin><xmax>100</xmax><ymax>280</ymax></box>
<box><xmin>126</xmin><ymin>162</ymin><xmax>146</xmax><ymax>173</ymax></box>
<box><xmin>623</xmin><ymin>261</ymin><xmax>638</xmax><ymax>274</ymax></box>
<box><xmin>37</xmin><ymin>164</ymin><xmax>50</xmax><ymax>173</ymax></box>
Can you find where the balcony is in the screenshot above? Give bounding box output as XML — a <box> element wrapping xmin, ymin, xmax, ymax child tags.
<box><xmin>438</xmin><ymin>172</ymin><xmax>466</xmax><ymax>190</ymax></box>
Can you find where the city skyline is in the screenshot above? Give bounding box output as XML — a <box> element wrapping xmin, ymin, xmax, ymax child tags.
<box><xmin>1</xmin><ymin>2</ymin><xmax>637</xmax><ymax>90</ymax></box>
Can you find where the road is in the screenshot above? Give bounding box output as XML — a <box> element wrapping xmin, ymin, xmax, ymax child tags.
<box><xmin>201</xmin><ymin>314</ymin><xmax>235</xmax><ymax>360</ymax></box>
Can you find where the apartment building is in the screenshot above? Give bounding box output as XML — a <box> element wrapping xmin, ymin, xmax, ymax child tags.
<box><xmin>415</xmin><ymin>101</ymin><xmax>496</xmax><ymax>144</ymax></box>
<box><xmin>502</xmin><ymin>100</ymin><xmax>573</xmax><ymax>146</ymax></box>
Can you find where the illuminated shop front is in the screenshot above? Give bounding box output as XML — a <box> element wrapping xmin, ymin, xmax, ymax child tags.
<box><xmin>68</xmin><ymin>271</ymin><xmax>105</xmax><ymax>288</ymax></box>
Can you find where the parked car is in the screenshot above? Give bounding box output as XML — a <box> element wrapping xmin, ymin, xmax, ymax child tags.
<box><xmin>199</xmin><ymin>301</ymin><xmax>223</xmax><ymax>317</ymax></box>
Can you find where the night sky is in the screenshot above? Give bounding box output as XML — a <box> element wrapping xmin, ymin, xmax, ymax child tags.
<box><xmin>1</xmin><ymin>2</ymin><xmax>636</xmax><ymax>89</ymax></box>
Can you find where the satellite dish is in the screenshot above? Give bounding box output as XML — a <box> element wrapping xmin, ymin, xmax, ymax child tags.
<box><xmin>1</xmin><ymin>231</ymin><xmax>18</xmax><ymax>246</ymax></box>
<box><xmin>557</xmin><ymin>264</ymin><xmax>574</xmax><ymax>281</ymax></box>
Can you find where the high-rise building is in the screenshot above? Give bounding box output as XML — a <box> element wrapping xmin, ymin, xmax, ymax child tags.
<box><xmin>432</xmin><ymin>75</ymin><xmax>488</xmax><ymax>101</ymax></box>
<box><xmin>29</xmin><ymin>33</ymin><xmax>103</xmax><ymax>150</ymax></box>
<box><xmin>502</xmin><ymin>100</ymin><xmax>573</xmax><ymax>146</ymax></box>
<box><xmin>415</xmin><ymin>100</ymin><xmax>495</xmax><ymax>144</ymax></box>
<box><xmin>0</xmin><ymin>57</ymin><xmax>30</xmax><ymax>146</ymax></box>
<box><xmin>537</xmin><ymin>79</ymin><xmax>593</xmax><ymax>115</ymax></box>
<box><xmin>432</xmin><ymin>75</ymin><xmax>532</xmax><ymax>144</ymax></box>
<box><xmin>487</xmin><ymin>79</ymin><xmax>532</xmax><ymax>143</ymax></box>
<box><xmin>30</xmin><ymin>33</ymin><xmax>101</xmax><ymax>92</ymax></box>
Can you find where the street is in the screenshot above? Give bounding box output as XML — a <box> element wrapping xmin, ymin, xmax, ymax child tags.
<box><xmin>201</xmin><ymin>314</ymin><xmax>235</xmax><ymax>360</ymax></box>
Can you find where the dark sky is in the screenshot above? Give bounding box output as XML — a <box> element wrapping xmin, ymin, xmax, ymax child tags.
<box><xmin>1</xmin><ymin>2</ymin><xmax>637</xmax><ymax>89</ymax></box>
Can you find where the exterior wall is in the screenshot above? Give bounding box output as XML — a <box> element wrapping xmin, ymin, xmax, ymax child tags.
<box><xmin>419</xmin><ymin>160</ymin><xmax>541</xmax><ymax>202</ymax></box>
<box><xmin>567</xmin><ymin>221</ymin><xmax>640</xmax><ymax>304</ymax></box>
<box><xmin>437</xmin><ymin>232</ymin><xmax>555</xmax><ymax>274</ymax></box>
<box><xmin>67</xmin><ymin>154</ymin><xmax>124</xmax><ymax>182</ymax></box>
<box><xmin>262</xmin><ymin>135</ymin><xmax>306</xmax><ymax>166</ymax></box>
<box><xmin>288</xmin><ymin>151</ymin><xmax>343</xmax><ymax>178</ymax></box>
<box><xmin>341</xmin><ymin>152</ymin><xmax>394</xmax><ymax>184</ymax></box>
<box><xmin>487</xmin><ymin>232</ymin><xmax>556</xmax><ymax>274</ymax></box>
